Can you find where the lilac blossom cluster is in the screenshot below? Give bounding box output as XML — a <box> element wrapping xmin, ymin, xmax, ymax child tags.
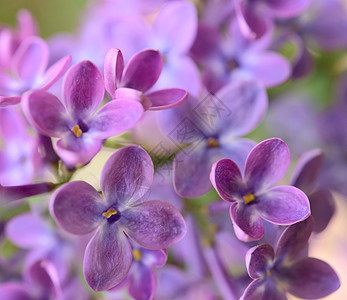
<box><xmin>0</xmin><ymin>0</ymin><xmax>345</xmax><ymax>299</ymax></box>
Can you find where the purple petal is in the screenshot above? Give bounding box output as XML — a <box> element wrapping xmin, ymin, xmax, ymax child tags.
<box><xmin>83</xmin><ymin>226</ymin><xmax>132</xmax><ymax>291</ymax></box>
<box><xmin>0</xmin><ymin>106</ymin><xmax>27</xmax><ymax>140</ymax></box>
<box><xmin>245</xmin><ymin>138</ymin><xmax>290</xmax><ymax>192</ymax></box>
<box><xmin>291</xmin><ymin>149</ymin><xmax>323</xmax><ymax>193</ymax></box>
<box><xmin>310</xmin><ymin>188</ymin><xmax>335</xmax><ymax>233</ymax></box>
<box><xmin>142</xmin><ymin>248</ymin><xmax>168</xmax><ymax>268</ymax></box>
<box><xmin>246</xmin><ymin>244</ymin><xmax>274</xmax><ymax>279</ymax></box>
<box><xmin>0</xmin><ymin>282</ymin><xmax>31</xmax><ymax>300</ymax></box>
<box><xmin>11</xmin><ymin>36</ymin><xmax>48</xmax><ymax>81</ymax></box>
<box><xmin>22</xmin><ymin>90</ymin><xmax>69</xmax><ymax>137</ymax></box>
<box><xmin>146</xmin><ymin>88</ymin><xmax>188</xmax><ymax>111</ymax></box>
<box><xmin>50</xmin><ymin>181</ymin><xmax>106</xmax><ymax>235</ymax></box>
<box><xmin>275</xmin><ymin>216</ymin><xmax>314</xmax><ymax>261</ymax></box>
<box><xmin>121</xmin><ymin>200</ymin><xmax>186</xmax><ymax>249</ymax></box>
<box><xmin>152</xmin><ymin>1</ymin><xmax>197</xmax><ymax>53</ymax></box>
<box><xmin>128</xmin><ymin>263</ymin><xmax>155</xmax><ymax>300</ymax></box>
<box><xmin>230</xmin><ymin>202</ymin><xmax>264</xmax><ymax>241</ymax></box>
<box><xmin>63</xmin><ymin>60</ymin><xmax>104</xmax><ymax>119</ymax></box>
<box><xmin>283</xmin><ymin>257</ymin><xmax>340</xmax><ymax>299</ymax></box>
<box><xmin>215</xmin><ymin>80</ymin><xmax>268</xmax><ymax>137</ymax></box>
<box><xmin>88</xmin><ymin>99</ymin><xmax>143</xmax><ymax>139</ymax></box>
<box><xmin>100</xmin><ymin>145</ymin><xmax>154</xmax><ymax>207</ymax></box>
<box><xmin>104</xmin><ymin>48</ymin><xmax>124</xmax><ymax>98</ymax></box>
<box><xmin>0</xmin><ymin>96</ymin><xmax>21</xmax><ymax>107</ymax></box>
<box><xmin>210</xmin><ymin>158</ymin><xmax>243</xmax><ymax>203</ymax></box>
<box><xmin>266</xmin><ymin>0</ymin><xmax>311</xmax><ymax>18</ymax></box>
<box><xmin>241</xmin><ymin>278</ymin><xmax>287</xmax><ymax>300</ymax></box>
<box><xmin>6</xmin><ymin>213</ymin><xmax>52</xmax><ymax>249</ymax></box>
<box><xmin>17</xmin><ymin>9</ymin><xmax>38</xmax><ymax>37</ymax></box>
<box><xmin>256</xmin><ymin>185</ymin><xmax>310</xmax><ymax>225</ymax></box>
<box><xmin>122</xmin><ymin>49</ymin><xmax>162</xmax><ymax>93</ymax></box>
<box><xmin>38</xmin><ymin>55</ymin><xmax>72</xmax><ymax>90</ymax></box>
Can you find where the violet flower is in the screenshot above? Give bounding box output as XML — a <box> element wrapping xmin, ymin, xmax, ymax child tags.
<box><xmin>22</xmin><ymin>60</ymin><xmax>144</xmax><ymax>166</ymax></box>
<box><xmin>242</xmin><ymin>216</ymin><xmax>340</xmax><ymax>299</ymax></box>
<box><xmin>50</xmin><ymin>145</ymin><xmax>186</xmax><ymax>291</ymax></box>
<box><xmin>0</xmin><ymin>36</ymin><xmax>71</xmax><ymax>106</ymax></box>
<box><xmin>160</xmin><ymin>80</ymin><xmax>267</xmax><ymax>198</ymax></box>
<box><xmin>291</xmin><ymin>149</ymin><xmax>335</xmax><ymax>233</ymax></box>
<box><xmin>210</xmin><ymin>138</ymin><xmax>310</xmax><ymax>241</ymax></box>
<box><xmin>104</xmin><ymin>48</ymin><xmax>188</xmax><ymax>111</ymax></box>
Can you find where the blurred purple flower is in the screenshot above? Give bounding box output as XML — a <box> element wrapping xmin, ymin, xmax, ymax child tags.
<box><xmin>242</xmin><ymin>216</ymin><xmax>340</xmax><ymax>299</ymax></box>
<box><xmin>210</xmin><ymin>138</ymin><xmax>310</xmax><ymax>241</ymax></box>
<box><xmin>22</xmin><ymin>60</ymin><xmax>143</xmax><ymax>166</ymax></box>
<box><xmin>104</xmin><ymin>48</ymin><xmax>188</xmax><ymax>111</ymax></box>
<box><xmin>50</xmin><ymin>145</ymin><xmax>186</xmax><ymax>291</ymax></box>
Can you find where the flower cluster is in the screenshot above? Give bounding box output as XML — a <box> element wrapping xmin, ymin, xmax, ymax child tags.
<box><xmin>0</xmin><ymin>0</ymin><xmax>345</xmax><ymax>299</ymax></box>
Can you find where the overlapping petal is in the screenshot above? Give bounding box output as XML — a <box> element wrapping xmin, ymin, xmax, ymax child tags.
<box><xmin>146</xmin><ymin>88</ymin><xmax>188</xmax><ymax>111</ymax></box>
<box><xmin>241</xmin><ymin>278</ymin><xmax>287</xmax><ymax>300</ymax></box>
<box><xmin>104</xmin><ymin>48</ymin><xmax>124</xmax><ymax>98</ymax></box>
<box><xmin>266</xmin><ymin>0</ymin><xmax>311</xmax><ymax>18</ymax></box>
<box><xmin>246</xmin><ymin>244</ymin><xmax>274</xmax><ymax>279</ymax></box>
<box><xmin>310</xmin><ymin>189</ymin><xmax>335</xmax><ymax>233</ymax></box>
<box><xmin>128</xmin><ymin>263</ymin><xmax>155</xmax><ymax>300</ymax></box>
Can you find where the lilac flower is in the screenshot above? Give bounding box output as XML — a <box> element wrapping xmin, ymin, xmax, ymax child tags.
<box><xmin>160</xmin><ymin>80</ymin><xmax>267</xmax><ymax>198</ymax></box>
<box><xmin>291</xmin><ymin>149</ymin><xmax>335</xmax><ymax>233</ymax></box>
<box><xmin>50</xmin><ymin>145</ymin><xmax>186</xmax><ymax>291</ymax></box>
<box><xmin>108</xmin><ymin>241</ymin><xmax>167</xmax><ymax>300</ymax></box>
<box><xmin>22</xmin><ymin>60</ymin><xmax>144</xmax><ymax>166</ymax></box>
<box><xmin>104</xmin><ymin>48</ymin><xmax>188</xmax><ymax>111</ymax></box>
<box><xmin>242</xmin><ymin>216</ymin><xmax>340</xmax><ymax>299</ymax></box>
<box><xmin>0</xmin><ymin>36</ymin><xmax>71</xmax><ymax>106</ymax></box>
<box><xmin>210</xmin><ymin>138</ymin><xmax>310</xmax><ymax>241</ymax></box>
<box><xmin>191</xmin><ymin>20</ymin><xmax>291</xmax><ymax>93</ymax></box>
<box><xmin>0</xmin><ymin>107</ymin><xmax>41</xmax><ymax>185</ymax></box>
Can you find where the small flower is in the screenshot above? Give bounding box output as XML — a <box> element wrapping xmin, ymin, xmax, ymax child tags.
<box><xmin>50</xmin><ymin>145</ymin><xmax>186</xmax><ymax>291</ymax></box>
<box><xmin>242</xmin><ymin>216</ymin><xmax>340</xmax><ymax>299</ymax></box>
<box><xmin>22</xmin><ymin>60</ymin><xmax>144</xmax><ymax>166</ymax></box>
<box><xmin>210</xmin><ymin>138</ymin><xmax>311</xmax><ymax>241</ymax></box>
<box><xmin>104</xmin><ymin>48</ymin><xmax>188</xmax><ymax>111</ymax></box>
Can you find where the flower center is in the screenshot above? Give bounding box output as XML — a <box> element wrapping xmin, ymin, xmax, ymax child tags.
<box><xmin>207</xmin><ymin>137</ymin><xmax>219</xmax><ymax>148</ymax></box>
<box><xmin>102</xmin><ymin>208</ymin><xmax>118</xmax><ymax>218</ymax></box>
<box><xmin>132</xmin><ymin>249</ymin><xmax>142</xmax><ymax>261</ymax></box>
<box><xmin>72</xmin><ymin>125</ymin><xmax>83</xmax><ymax>137</ymax></box>
<box><xmin>267</xmin><ymin>269</ymin><xmax>272</xmax><ymax>277</ymax></box>
<box><xmin>243</xmin><ymin>193</ymin><xmax>256</xmax><ymax>205</ymax></box>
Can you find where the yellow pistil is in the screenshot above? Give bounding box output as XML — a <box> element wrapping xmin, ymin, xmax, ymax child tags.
<box><xmin>72</xmin><ymin>125</ymin><xmax>82</xmax><ymax>137</ymax></box>
<box><xmin>267</xmin><ymin>269</ymin><xmax>272</xmax><ymax>277</ymax></box>
<box><xmin>133</xmin><ymin>249</ymin><xmax>142</xmax><ymax>261</ymax></box>
<box><xmin>207</xmin><ymin>137</ymin><xmax>219</xmax><ymax>148</ymax></box>
<box><xmin>102</xmin><ymin>208</ymin><xmax>118</xmax><ymax>219</ymax></box>
<box><xmin>243</xmin><ymin>193</ymin><xmax>255</xmax><ymax>205</ymax></box>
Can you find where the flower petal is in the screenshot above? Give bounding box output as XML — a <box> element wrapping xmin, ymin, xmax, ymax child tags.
<box><xmin>128</xmin><ymin>263</ymin><xmax>155</xmax><ymax>300</ymax></box>
<box><xmin>245</xmin><ymin>138</ymin><xmax>290</xmax><ymax>192</ymax></box>
<box><xmin>0</xmin><ymin>282</ymin><xmax>31</xmax><ymax>300</ymax></box>
<box><xmin>147</xmin><ymin>88</ymin><xmax>188</xmax><ymax>111</ymax></box>
<box><xmin>50</xmin><ymin>181</ymin><xmax>106</xmax><ymax>235</ymax></box>
<box><xmin>266</xmin><ymin>0</ymin><xmax>311</xmax><ymax>18</ymax></box>
<box><xmin>210</xmin><ymin>158</ymin><xmax>243</xmax><ymax>203</ymax></box>
<box><xmin>230</xmin><ymin>202</ymin><xmax>264</xmax><ymax>241</ymax></box>
<box><xmin>121</xmin><ymin>200</ymin><xmax>186</xmax><ymax>249</ymax></box>
<box><xmin>104</xmin><ymin>48</ymin><xmax>124</xmax><ymax>98</ymax></box>
<box><xmin>22</xmin><ymin>90</ymin><xmax>69</xmax><ymax>137</ymax></box>
<box><xmin>142</xmin><ymin>248</ymin><xmax>168</xmax><ymax>268</ymax></box>
<box><xmin>88</xmin><ymin>99</ymin><xmax>143</xmax><ymax>139</ymax></box>
<box><xmin>246</xmin><ymin>244</ymin><xmax>274</xmax><ymax>279</ymax></box>
<box><xmin>11</xmin><ymin>36</ymin><xmax>48</xmax><ymax>81</ymax></box>
<box><xmin>241</xmin><ymin>278</ymin><xmax>287</xmax><ymax>300</ymax></box>
<box><xmin>122</xmin><ymin>49</ymin><xmax>162</xmax><ymax>93</ymax></box>
<box><xmin>256</xmin><ymin>185</ymin><xmax>310</xmax><ymax>225</ymax></box>
<box><xmin>100</xmin><ymin>145</ymin><xmax>154</xmax><ymax>207</ymax></box>
<box><xmin>83</xmin><ymin>225</ymin><xmax>132</xmax><ymax>292</ymax></box>
<box><xmin>283</xmin><ymin>257</ymin><xmax>340</xmax><ymax>299</ymax></box>
<box><xmin>63</xmin><ymin>60</ymin><xmax>104</xmax><ymax>119</ymax></box>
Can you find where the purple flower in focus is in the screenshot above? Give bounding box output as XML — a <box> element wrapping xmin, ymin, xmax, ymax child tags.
<box><xmin>242</xmin><ymin>216</ymin><xmax>340</xmax><ymax>299</ymax></box>
<box><xmin>50</xmin><ymin>145</ymin><xmax>186</xmax><ymax>291</ymax></box>
<box><xmin>22</xmin><ymin>60</ymin><xmax>144</xmax><ymax>166</ymax></box>
<box><xmin>291</xmin><ymin>149</ymin><xmax>335</xmax><ymax>233</ymax></box>
<box><xmin>210</xmin><ymin>138</ymin><xmax>310</xmax><ymax>241</ymax></box>
<box><xmin>104</xmin><ymin>48</ymin><xmax>188</xmax><ymax>111</ymax></box>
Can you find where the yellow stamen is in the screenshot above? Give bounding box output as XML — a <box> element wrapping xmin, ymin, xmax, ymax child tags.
<box><xmin>133</xmin><ymin>249</ymin><xmax>142</xmax><ymax>261</ymax></box>
<box><xmin>102</xmin><ymin>208</ymin><xmax>118</xmax><ymax>219</ymax></box>
<box><xmin>207</xmin><ymin>137</ymin><xmax>219</xmax><ymax>148</ymax></box>
<box><xmin>243</xmin><ymin>193</ymin><xmax>255</xmax><ymax>205</ymax></box>
<box><xmin>267</xmin><ymin>269</ymin><xmax>272</xmax><ymax>277</ymax></box>
<box><xmin>72</xmin><ymin>125</ymin><xmax>82</xmax><ymax>137</ymax></box>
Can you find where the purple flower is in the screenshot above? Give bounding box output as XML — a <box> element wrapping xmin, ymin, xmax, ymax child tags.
<box><xmin>0</xmin><ymin>36</ymin><xmax>71</xmax><ymax>106</ymax></box>
<box><xmin>242</xmin><ymin>216</ymin><xmax>340</xmax><ymax>299</ymax></box>
<box><xmin>22</xmin><ymin>60</ymin><xmax>144</xmax><ymax>166</ymax></box>
<box><xmin>210</xmin><ymin>138</ymin><xmax>310</xmax><ymax>241</ymax></box>
<box><xmin>104</xmin><ymin>48</ymin><xmax>188</xmax><ymax>111</ymax></box>
<box><xmin>160</xmin><ymin>80</ymin><xmax>267</xmax><ymax>198</ymax></box>
<box><xmin>50</xmin><ymin>145</ymin><xmax>186</xmax><ymax>291</ymax></box>
<box><xmin>291</xmin><ymin>149</ymin><xmax>335</xmax><ymax>233</ymax></box>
